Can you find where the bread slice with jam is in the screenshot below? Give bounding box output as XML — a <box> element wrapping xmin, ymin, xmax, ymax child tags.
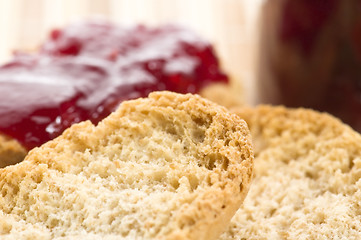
<box><xmin>0</xmin><ymin>91</ymin><xmax>253</xmax><ymax>240</ymax></box>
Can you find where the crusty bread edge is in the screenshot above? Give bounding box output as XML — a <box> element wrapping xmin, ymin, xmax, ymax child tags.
<box><xmin>0</xmin><ymin>81</ymin><xmax>244</xmax><ymax>168</ymax></box>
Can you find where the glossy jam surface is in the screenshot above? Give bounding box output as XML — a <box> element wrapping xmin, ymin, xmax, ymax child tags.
<box><xmin>0</xmin><ymin>22</ymin><xmax>228</xmax><ymax>149</ymax></box>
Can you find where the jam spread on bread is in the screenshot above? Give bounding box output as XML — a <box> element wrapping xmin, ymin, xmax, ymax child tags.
<box><xmin>0</xmin><ymin>21</ymin><xmax>228</xmax><ymax>149</ymax></box>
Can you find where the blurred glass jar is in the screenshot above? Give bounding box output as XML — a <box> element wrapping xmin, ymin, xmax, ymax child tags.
<box><xmin>258</xmin><ymin>0</ymin><xmax>361</xmax><ymax>131</ymax></box>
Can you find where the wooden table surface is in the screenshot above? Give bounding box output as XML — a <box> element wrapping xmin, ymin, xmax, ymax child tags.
<box><xmin>0</xmin><ymin>0</ymin><xmax>263</xmax><ymax>103</ymax></box>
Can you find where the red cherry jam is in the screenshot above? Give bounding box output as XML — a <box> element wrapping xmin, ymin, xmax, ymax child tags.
<box><xmin>0</xmin><ymin>21</ymin><xmax>228</xmax><ymax>150</ymax></box>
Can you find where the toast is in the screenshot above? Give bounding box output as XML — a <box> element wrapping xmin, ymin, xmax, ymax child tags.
<box><xmin>220</xmin><ymin>105</ymin><xmax>361</xmax><ymax>239</ymax></box>
<box><xmin>0</xmin><ymin>91</ymin><xmax>253</xmax><ymax>239</ymax></box>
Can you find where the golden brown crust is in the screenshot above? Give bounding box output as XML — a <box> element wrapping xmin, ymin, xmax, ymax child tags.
<box><xmin>0</xmin><ymin>134</ymin><xmax>27</xmax><ymax>168</ymax></box>
<box><xmin>220</xmin><ymin>105</ymin><xmax>361</xmax><ymax>239</ymax></box>
<box><xmin>0</xmin><ymin>91</ymin><xmax>253</xmax><ymax>239</ymax></box>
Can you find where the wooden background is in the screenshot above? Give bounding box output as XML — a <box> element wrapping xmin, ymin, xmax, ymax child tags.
<box><xmin>0</xmin><ymin>0</ymin><xmax>263</xmax><ymax>103</ymax></box>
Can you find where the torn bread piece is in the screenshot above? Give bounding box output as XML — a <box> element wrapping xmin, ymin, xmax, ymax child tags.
<box><xmin>0</xmin><ymin>91</ymin><xmax>253</xmax><ymax>240</ymax></box>
<box><xmin>221</xmin><ymin>105</ymin><xmax>361</xmax><ymax>239</ymax></box>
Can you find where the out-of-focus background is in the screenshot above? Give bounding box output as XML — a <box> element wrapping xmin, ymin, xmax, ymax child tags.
<box><xmin>0</xmin><ymin>0</ymin><xmax>264</xmax><ymax>103</ymax></box>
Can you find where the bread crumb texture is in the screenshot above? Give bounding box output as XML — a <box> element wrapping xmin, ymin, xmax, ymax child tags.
<box><xmin>0</xmin><ymin>91</ymin><xmax>253</xmax><ymax>240</ymax></box>
<box><xmin>221</xmin><ymin>105</ymin><xmax>361</xmax><ymax>240</ymax></box>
